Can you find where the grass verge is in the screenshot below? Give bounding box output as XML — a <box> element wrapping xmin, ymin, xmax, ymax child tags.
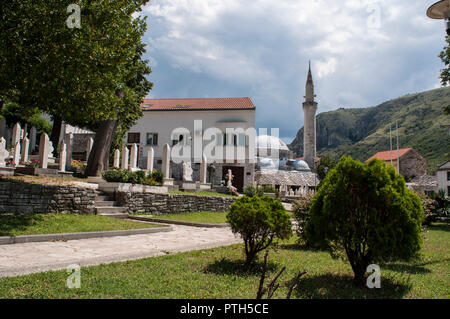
<box><xmin>168</xmin><ymin>190</ymin><xmax>237</xmax><ymax>198</ymax></box>
<box><xmin>0</xmin><ymin>223</ymin><xmax>448</xmax><ymax>298</ymax></box>
<box><xmin>143</xmin><ymin>211</ymin><xmax>228</xmax><ymax>224</ymax></box>
<box><xmin>0</xmin><ymin>213</ymin><xmax>161</xmax><ymax>236</ymax></box>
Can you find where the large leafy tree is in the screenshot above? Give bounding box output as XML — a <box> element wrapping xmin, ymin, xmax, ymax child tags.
<box><xmin>439</xmin><ymin>36</ymin><xmax>450</xmax><ymax>115</ymax></box>
<box><xmin>0</xmin><ymin>0</ymin><xmax>152</xmax><ymax>175</ymax></box>
<box><xmin>305</xmin><ymin>156</ymin><xmax>423</xmax><ymax>286</ymax></box>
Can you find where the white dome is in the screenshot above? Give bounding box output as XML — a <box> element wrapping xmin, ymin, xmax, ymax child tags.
<box><xmin>293</xmin><ymin>160</ymin><xmax>310</xmax><ymax>170</ymax></box>
<box><xmin>259</xmin><ymin>157</ymin><xmax>276</xmax><ymax>168</ymax></box>
<box><xmin>256</xmin><ymin>135</ymin><xmax>290</xmax><ymax>151</ymax></box>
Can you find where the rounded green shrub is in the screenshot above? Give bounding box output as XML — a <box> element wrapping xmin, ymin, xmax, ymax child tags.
<box><xmin>292</xmin><ymin>195</ymin><xmax>314</xmax><ymax>245</ymax></box>
<box><xmin>243</xmin><ymin>184</ymin><xmax>264</xmax><ymax>197</ymax></box>
<box><xmin>226</xmin><ymin>195</ymin><xmax>292</xmax><ymax>266</ymax></box>
<box><xmin>151</xmin><ymin>170</ymin><xmax>164</xmax><ymax>184</ymax></box>
<box><xmin>305</xmin><ymin>156</ymin><xmax>423</xmax><ymax>286</ymax></box>
<box><xmin>102</xmin><ymin>169</ymin><xmax>125</xmax><ymax>182</ymax></box>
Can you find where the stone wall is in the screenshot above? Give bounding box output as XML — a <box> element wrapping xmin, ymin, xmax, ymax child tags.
<box><xmin>0</xmin><ymin>179</ymin><xmax>96</xmax><ymax>214</ymax></box>
<box><xmin>116</xmin><ymin>191</ymin><xmax>237</xmax><ymax>215</ymax></box>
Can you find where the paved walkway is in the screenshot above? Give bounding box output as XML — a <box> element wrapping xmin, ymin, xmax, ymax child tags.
<box><xmin>0</xmin><ymin>225</ymin><xmax>241</xmax><ymax>278</ymax></box>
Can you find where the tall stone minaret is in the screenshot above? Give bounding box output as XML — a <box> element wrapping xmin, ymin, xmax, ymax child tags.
<box><xmin>302</xmin><ymin>61</ymin><xmax>317</xmax><ymax>169</ymax></box>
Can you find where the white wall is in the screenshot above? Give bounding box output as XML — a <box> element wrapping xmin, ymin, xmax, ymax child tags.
<box><xmin>126</xmin><ymin>109</ymin><xmax>256</xmax><ymax>165</ymax></box>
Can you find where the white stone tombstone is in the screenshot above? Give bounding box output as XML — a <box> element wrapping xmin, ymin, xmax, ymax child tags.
<box><xmin>13</xmin><ymin>141</ymin><xmax>21</xmax><ymax>166</ymax></box>
<box><xmin>162</xmin><ymin>144</ymin><xmax>171</xmax><ymax>179</ymax></box>
<box><xmin>200</xmin><ymin>154</ymin><xmax>207</xmax><ymax>184</ymax></box>
<box><xmin>11</xmin><ymin>123</ymin><xmax>21</xmax><ymax>147</ymax></box>
<box><xmin>21</xmin><ymin>137</ymin><xmax>29</xmax><ymax>163</ymax></box>
<box><xmin>0</xmin><ymin>137</ymin><xmax>9</xmax><ymax>167</ymax></box>
<box><xmin>130</xmin><ymin>143</ymin><xmax>138</xmax><ymax>170</ymax></box>
<box><xmin>59</xmin><ymin>142</ymin><xmax>67</xmax><ymax>172</ymax></box>
<box><xmin>86</xmin><ymin>137</ymin><xmax>94</xmax><ymax>161</ymax></box>
<box><xmin>147</xmin><ymin>147</ymin><xmax>154</xmax><ymax>173</ymax></box>
<box><xmin>114</xmin><ymin>149</ymin><xmax>120</xmax><ymax>168</ymax></box>
<box><xmin>64</xmin><ymin>133</ymin><xmax>73</xmax><ymax>171</ymax></box>
<box><xmin>38</xmin><ymin>133</ymin><xmax>50</xmax><ymax>169</ymax></box>
<box><xmin>182</xmin><ymin>162</ymin><xmax>193</xmax><ymax>182</ymax></box>
<box><xmin>121</xmin><ymin>147</ymin><xmax>129</xmax><ymax>170</ymax></box>
<box><xmin>29</xmin><ymin>126</ymin><xmax>37</xmax><ymax>154</ymax></box>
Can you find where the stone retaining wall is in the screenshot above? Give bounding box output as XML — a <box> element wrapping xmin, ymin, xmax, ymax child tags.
<box><xmin>0</xmin><ymin>179</ymin><xmax>96</xmax><ymax>214</ymax></box>
<box><xmin>116</xmin><ymin>192</ymin><xmax>237</xmax><ymax>215</ymax></box>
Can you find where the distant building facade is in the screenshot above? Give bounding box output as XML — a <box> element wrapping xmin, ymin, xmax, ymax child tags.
<box><xmin>126</xmin><ymin>97</ymin><xmax>256</xmax><ymax>192</ymax></box>
<box><xmin>437</xmin><ymin>160</ymin><xmax>450</xmax><ymax>196</ymax></box>
<box><xmin>366</xmin><ymin>148</ymin><xmax>427</xmax><ymax>179</ymax></box>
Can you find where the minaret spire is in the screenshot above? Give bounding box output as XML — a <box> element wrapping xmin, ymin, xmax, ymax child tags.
<box><xmin>302</xmin><ymin>61</ymin><xmax>318</xmax><ymax>170</ymax></box>
<box><xmin>305</xmin><ymin>60</ymin><xmax>315</xmax><ymax>103</ymax></box>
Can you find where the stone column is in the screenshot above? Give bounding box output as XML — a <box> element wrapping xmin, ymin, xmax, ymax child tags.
<box><xmin>21</xmin><ymin>137</ymin><xmax>29</xmax><ymax>163</ymax></box>
<box><xmin>13</xmin><ymin>141</ymin><xmax>20</xmax><ymax>166</ymax></box>
<box><xmin>38</xmin><ymin>133</ymin><xmax>50</xmax><ymax>169</ymax></box>
<box><xmin>59</xmin><ymin>142</ymin><xmax>67</xmax><ymax>172</ymax></box>
<box><xmin>121</xmin><ymin>147</ymin><xmax>129</xmax><ymax>170</ymax></box>
<box><xmin>162</xmin><ymin>144</ymin><xmax>174</xmax><ymax>186</ymax></box>
<box><xmin>162</xmin><ymin>144</ymin><xmax>170</xmax><ymax>179</ymax></box>
<box><xmin>130</xmin><ymin>143</ymin><xmax>138</xmax><ymax>170</ymax></box>
<box><xmin>86</xmin><ymin>137</ymin><xmax>94</xmax><ymax>161</ymax></box>
<box><xmin>113</xmin><ymin>149</ymin><xmax>120</xmax><ymax>168</ymax></box>
<box><xmin>29</xmin><ymin>126</ymin><xmax>37</xmax><ymax>154</ymax></box>
<box><xmin>200</xmin><ymin>154</ymin><xmax>207</xmax><ymax>184</ymax></box>
<box><xmin>0</xmin><ymin>137</ymin><xmax>9</xmax><ymax>167</ymax></box>
<box><xmin>11</xmin><ymin>123</ymin><xmax>21</xmax><ymax>147</ymax></box>
<box><xmin>64</xmin><ymin>133</ymin><xmax>73</xmax><ymax>171</ymax></box>
<box><xmin>147</xmin><ymin>147</ymin><xmax>154</xmax><ymax>173</ymax></box>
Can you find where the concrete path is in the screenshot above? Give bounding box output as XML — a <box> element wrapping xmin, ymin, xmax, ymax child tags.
<box><xmin>0</xmin><ymin>225</ymin><xmax>241</xmax><ymax>278</ymax></box>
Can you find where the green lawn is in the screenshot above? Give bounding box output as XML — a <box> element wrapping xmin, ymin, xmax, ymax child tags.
<box><xmin>0</xmin><ymin>223</ymin><xmax>448</xmax><ymax>299</ymax></box>
<box><xmin>150</xmin><ymin>211</ymin><xmax>228</xmax><ymax>224</ymax></box>
<box><xmin>169</xmin><ymin>190</ymin><xmax>237</xmax><ymax>198</ymax></box>
<box><xmin>0</xmin><ymin>213</ymin><xmax>161</xmax><ymax>236</ymax></box>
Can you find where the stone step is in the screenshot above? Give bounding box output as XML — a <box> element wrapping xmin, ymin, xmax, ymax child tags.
<box><xmin>94</xmin><ymin>201</ymin><xmax>117</xmax><ymax>207</ymax></box>
<box><xmin>95</xmin><ymin>195</ymin><xmax>113</xmax><ymax>202</ymax></box>
<box><xmin>96</xmin><ymin>207</ymin><xmax>129</xmax><ymax>218</ymax></box>
<box><xmin>97</xmin><ymin>212</ymin><xmax>129</xmax><ymax>219</ymax></box>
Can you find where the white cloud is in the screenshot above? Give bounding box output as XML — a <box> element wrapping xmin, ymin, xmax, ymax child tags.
<box><xmin>141</xmin><ymin>0</ymin><xmax>446</xmax><ymax>140</ymax></box>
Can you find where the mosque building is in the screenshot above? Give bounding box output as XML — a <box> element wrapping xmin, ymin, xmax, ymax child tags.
<box><xmin>254</xmin><ymin>63</ymin><xmax>319</xmax><ymax>197</ymax></box>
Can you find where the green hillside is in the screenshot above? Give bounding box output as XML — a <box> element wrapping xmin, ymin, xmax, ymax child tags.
<box><xmin>289</xmin><ymin>87</ymin><xmax>450</xmax><ymax>173</ymax></box>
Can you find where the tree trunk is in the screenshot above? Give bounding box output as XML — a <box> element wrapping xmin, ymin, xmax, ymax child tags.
<box><xmin>84</xmin><ymin>119</ymin><xmax>117</xmax><ymax>177</ymax></box>
<box><xmin>50</xmin><ymin>115</ymin><xmax>63</xmax><ymax>156</ymax></box>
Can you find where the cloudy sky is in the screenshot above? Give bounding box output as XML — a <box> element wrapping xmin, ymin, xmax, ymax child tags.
<box><xmin>140</xmin><ymin>0</ymin><xmax>446</xmax><ymax>144</ymax></box>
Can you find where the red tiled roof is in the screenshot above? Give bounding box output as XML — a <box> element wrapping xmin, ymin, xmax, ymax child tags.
<box><xmin>366</xmin><ymin>148</ymin><xmax>413</xmax><ymax>162</ymax></box>
<box><xmin>141</xmin><ymin>97</ymin><xmax>255</xmax><ymax>111</ymax></box>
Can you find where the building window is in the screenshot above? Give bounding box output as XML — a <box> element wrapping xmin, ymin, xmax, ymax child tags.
<box><xmin>146</xmin><ymin>133</ymin><xmax>158</xmax><ymax>146</ymax></box>
<box><xmin>447</xmin><ymin>172</ymin><xmax>450</xmax><ymax>181</ymax></box>
<box><xmin>127</xmin><ymin>133</ymin><xmax>140</xmax><ymax>144</ymax></box>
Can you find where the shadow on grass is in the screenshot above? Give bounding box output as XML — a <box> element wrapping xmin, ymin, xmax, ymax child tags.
<box><xmin>294</xmin><ymin>273</ymin><xmax>412</xmax><ymax>299</ymax></box>
<box><xmin>383</xmin><ymin>257</ymin><xmax>450</xmax><ymax>275</ymax></box>
<box><xmin>0</xmin><ymin>213</ymin><xmax>42</xmax><ymax>236</ymax></box>
<box><xmin>276</xmin><ymin>243</ymin><xmax>319</xmax><ymax>252</ymax></box>
<box><xmin>204</xmin><ymin>258</ymin><xmax>278</xmax><ymax>276</ymax></box>
<box><xmin>428</xmin><ymin>223</ymin><xmax>450</xmax><ymax>232</ymax></box>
